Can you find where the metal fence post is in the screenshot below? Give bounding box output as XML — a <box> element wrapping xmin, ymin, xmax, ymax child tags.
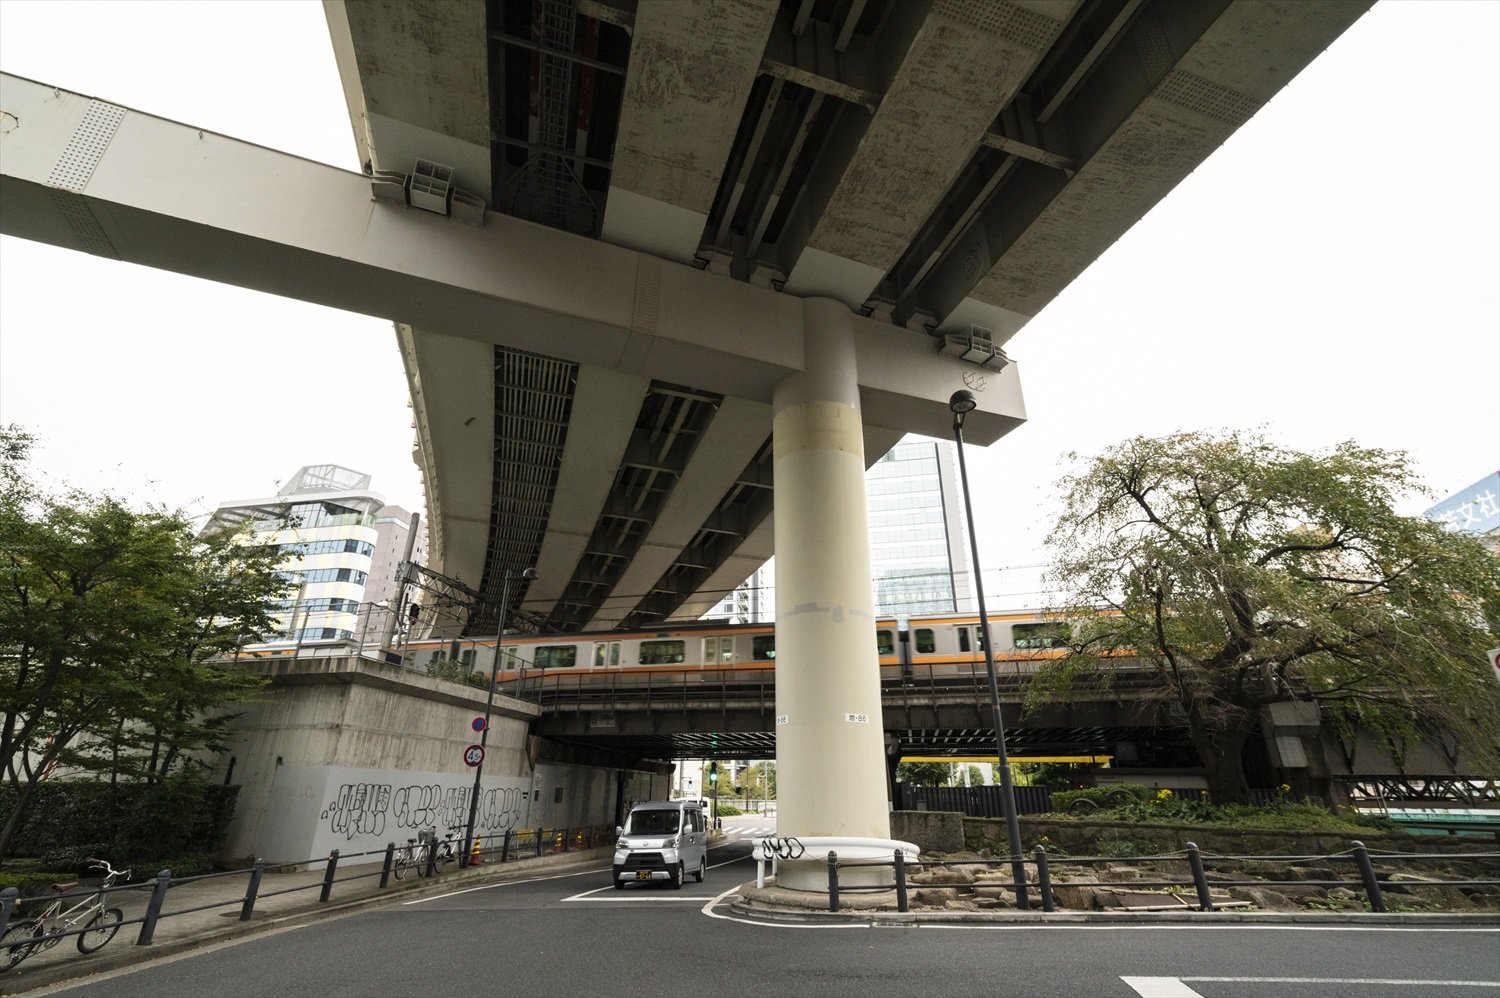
<box><xmin>894</xmin><ymin>849</ymin><xmax>909</xmax><ymax>914</ymax></box>
<box><xmin>0</xmin><ymin>886</ymin><xmax>17</xmax><ymax>929</ymax></box>
<box><xmin>535</xmin><ymin>827</ymin><xmax>543</xmax><ymax>857</ymax></box>
<box><xmin>240</xmin><ymin>859</ymin><xmax>265</xmax><ymax>921</ymax></box>
<box><xmin>1034</xmin><ymin>845</ymin><xmax>1055</xmax><ymax>913</ymax></box>
<box><xmin>1351</xmin><ymin>840</ymin><xmax>1386</xmax><ymax>913</ymax></box>
<box><xmin>380</xmin><ymin>843</ymin><xmax>395</xmax><ymax>889</ymax></box>
<box><xmin>136</xmin><ymin>869</ymin><xmax>172</xmax><ymax>945</ymax></box>
<box><xmin>501</xmin><ymin>829</ymin><xmax>512</xmax><ymax>864</ymax></box>
<box><xmin>1186</xmin><ymin>842</ymin><xmax>1214</xmax><ymax>912</ymax></box>
<box><xmin>827</xmin><ymin>851</ymin><xmax>840</xmax><ymax>913</ymax></box>
<box><xmin>320</xmin><ymin>850</ymin><xmax>340</xmax><ymax>903</ymax></box>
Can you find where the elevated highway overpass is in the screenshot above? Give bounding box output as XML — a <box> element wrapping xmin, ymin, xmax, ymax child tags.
<box><xmin>0</xmin><ymin>0</ymin><xmax>1371</xmax><ymax>886</ymax></box>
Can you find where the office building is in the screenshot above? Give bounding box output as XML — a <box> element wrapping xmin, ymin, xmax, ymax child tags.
<box><xmin>205</xmin><ymin>464</ymin><xmax>426</xmax><ymax>647</ymax></box>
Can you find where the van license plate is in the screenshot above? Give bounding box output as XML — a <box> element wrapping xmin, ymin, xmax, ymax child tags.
<box><xmin>635</xmin><ymin>871</ymin><xmax>652</xmax><ymax>881</ymax></box>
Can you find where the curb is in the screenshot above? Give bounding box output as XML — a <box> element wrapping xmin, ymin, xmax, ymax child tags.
<box><xmin>4</xmin><ymin>849</ymin><xmax>615</xmax><ymax>995</ymax></box>
<box><xmin>727</xmin><ymin>895</ymin><xmax>1500</xmax><ymax>927</ymax></box>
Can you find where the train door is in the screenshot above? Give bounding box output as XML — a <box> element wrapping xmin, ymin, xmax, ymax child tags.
<box><xmin>701</xmin><ymin>636</ymin><xmax>734</xmax><ymax>671</ymax></box>
<box><xmin>593</xmin><ymin>641</ymin><xmax>622</xmax><ymax>670</ymax></box>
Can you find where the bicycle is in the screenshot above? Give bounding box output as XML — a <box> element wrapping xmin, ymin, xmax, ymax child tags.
<box><xmin>2</xmin><ymin>858</ymin><xmax>130</xmax><ymax>972</ymax></box>
<box><xmin>391</xmin><ymin>827</ymin><xmax>461</xmax><ymax>880</ymax></box>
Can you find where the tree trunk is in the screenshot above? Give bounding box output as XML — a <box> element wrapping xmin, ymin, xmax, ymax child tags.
<box><xmin>0</xmin><ymin>777</ymin><xmax>38</xmax><ymax>865</ymax></box>
<box><xmin>1187</xmin><ymin>707</ymin><xmax>1258</xmax><ymax>804</ymax></box>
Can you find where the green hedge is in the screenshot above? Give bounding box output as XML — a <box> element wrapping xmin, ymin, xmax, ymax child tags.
<box><xmin>0</xmin><ymin>778</ymin><xmax>239</xmax><ymax>872</ymax></box>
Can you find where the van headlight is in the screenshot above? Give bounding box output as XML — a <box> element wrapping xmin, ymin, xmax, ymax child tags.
<box><xmin>664</xmin><ymin>836</ymin><xmax>678</xmax><ymax>848</ymax></box>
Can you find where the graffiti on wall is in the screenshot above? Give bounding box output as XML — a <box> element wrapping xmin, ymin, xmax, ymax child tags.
<box><xmin>321</xmin><ymin>782</ymin><xmax>526</xmax><ymax>841</ymax></box>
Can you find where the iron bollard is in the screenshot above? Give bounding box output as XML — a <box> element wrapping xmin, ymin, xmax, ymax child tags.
<box><xmin>1034</xmin><ymin>846</ymin><xmax>1055</xmax><ymax>912</ymax></box>
<box><xmin>1</xmin><ymin>885</ymin><xmax>17</xmax><ymax>929</ymax></box>
<box><xmin>501</xmin><ymin>829</ymin><xmax>512</xmax><ymax>864</ymax></box>
<box><xmin>425</xmin><ymin>837</ymin><xmax>438</xmax><ymax>878</ymax></box>
<box><xmin>320</xmin><ymin>850</ymin><xmax>340</xmax><ymax>903</ymax></box>
<box><xmin>894</xmin><ymin>850</ymin><xmax>909</xmax><ymax>913</ymax></box>
<box><xmin>380</xmin><ymin>843</ymin><xmax>396</xmax><ymax>889</ymax></box>
<box><xmin>827</xmin><ymin>851</ymin><xmax>840</xmax><ymax>913</ymax></box>
<box><xmin>1351</xmin><ymin>840</ymin><xmax>1386</xmax><ymax>913</ymax></box>
<box><xmin>1186</xmin><ymin>842</ymin><xmax>1214</xmax><ymax>912</ymax></box>
<box><xmin>240</xmin><ymin>859</ymin><xmax>265</xmax><ymax>921</ymax></box>
<box><xmin>136</xmin><ymin>869</ymin><xmax>172</xmax><ymax>945</ymax></box>
<box><xmin>535</xmin><ymin>827</ymin><xmax>543</xmax><ymax>858</ymax></box>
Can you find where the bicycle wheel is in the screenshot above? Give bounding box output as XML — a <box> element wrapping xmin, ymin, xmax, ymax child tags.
<box><xmin>1</xmin><ymin>919</ymin><xmax>42</xmax><ymax>972</ymax></box>
<box><xmin>77</xmin><ymin>908</ymin><xmax>122</xmax><ymax>954</ymax></box>
<box><xmin>432</xmin><ymin>844</ymin><xmax>451</xmax><ymax>873</ymax></box>
<box><xmin>393</xmin><ymin>850</ymin><xmax>409</xmax><ymax>880</ymax></box>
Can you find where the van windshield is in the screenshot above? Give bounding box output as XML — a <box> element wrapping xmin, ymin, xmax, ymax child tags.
<box><xmin>625</xmin><ymin>809</ymin><xmax>680</xmax><ymax>835</ymax></box>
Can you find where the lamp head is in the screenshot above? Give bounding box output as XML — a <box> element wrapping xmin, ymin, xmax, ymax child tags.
<box><xmin>948</xmin><ymin>389</ymin><xmax>977</xmax><ymax>414</ymax></box>
<box><xmin>520</xmin><ymin>566</ymin><xmax>538</xmax><ymax>581</ymax></box>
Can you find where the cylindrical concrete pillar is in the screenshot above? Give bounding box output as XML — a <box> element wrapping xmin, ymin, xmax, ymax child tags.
<box><xmin>773</xmin><ymin>298</ymin><xmax>890</xmax><ymax>890</ymax></box>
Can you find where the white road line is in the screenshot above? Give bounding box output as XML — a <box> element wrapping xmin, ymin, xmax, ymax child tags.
<box><xmin>1188</xmin><ymin>978</ymin><xmax>1500</xmax><ymax>987</ymax></box>
<box><xmin>1121</xmin><ymin>978</ymin><xmax>1204</xmax><ymax>998</ymax></box>
<box><xmin>401</xmin><ymin>865</ymin><xmax>605</xmax><ymax>904</ymax></box>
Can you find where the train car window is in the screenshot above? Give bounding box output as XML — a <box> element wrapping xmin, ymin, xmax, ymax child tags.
<box><xmin>593</xmin><ymin>642</ymin><xmax>609</xmax><ymax>668</ymax></box>
<box><xmin>460</xmin><ymin>649</ymin><xmax>476</xmax><ymax>668</ymax></box>
<box><xmin>534</xmin><ymin>644</ymin><xmax>578</xmax><ymax>668</ymax></box>
<box><xmin>640</xmin><ymin>639</ymin><xmax>685</xmax><ymax>664</ymax></box>
<box><xmin>1013</xmin><ymin>622</ymin><xmax>1068</xmax><ymax>650</ymax></box>
<box><xmin>719</xmin><ymin>637</ymin><xmax>734</xmax><ymax>663</ymax></box>
<box><xmin>752</xmin><ymin>635</ymin><xmax>776</xmax><ymax>660</ymax></box>
<box><xmin>915</xmin><ymin>628</ymin><xmax>935</xmax><ymax>654</ymax></box>
<box><xmin>958</xmin><ymin>628</ymin><xmax>970</xmax><ymax>653</ymax></box>
<box><xmin>702</xmin><ymin>637</ymin><xmax>734</xmax><ymax>665</ymax></box>
<box><xmin>876</xmin><ymin>630</ymin><xmax>894</xmax><ymax>656</ymax></box>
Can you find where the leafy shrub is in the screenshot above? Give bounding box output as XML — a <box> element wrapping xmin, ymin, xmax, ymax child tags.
<box><xmin>0</xmin><ymin>775</ymin><xmax>239</xmax><ymax>867</ymax></box>
<box><xmin>712</xmin><ymin>804</ymin><xmax>742</xmax><ymax>817</ymax></box>
<box><xmin>0</xmin><ymin>871</ymin><xmax>82</xmax><ymax>900</ymax></box>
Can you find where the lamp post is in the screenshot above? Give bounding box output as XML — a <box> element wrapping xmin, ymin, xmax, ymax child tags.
<box><xmin>461</xmin><ymin>566</ymin><xmax>536</xmax><ymax>868</ymax></box>
<box><xmin>948</xmin><ymin>389</ymin><xmax>1029</xmax><ymax>909</ymax></box>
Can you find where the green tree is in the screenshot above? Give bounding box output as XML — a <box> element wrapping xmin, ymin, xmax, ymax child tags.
<box><xmin>896</xmin><ymin>761</ymin><xmax>951</xmax><ymax>786</ymax></box>
<box><xmin>0</xmin><ymin>428</ymin><xmax>287</xmax><ymax>861</ymax></box>
<box><xmin>1035</xmin><ymin>430</ymin><xmax>1500</xmax><ymax>803</ymax></box>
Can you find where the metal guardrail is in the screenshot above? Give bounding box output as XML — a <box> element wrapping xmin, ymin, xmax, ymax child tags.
<box><xmin>0</xmin><ymin>823</ymin><xmax>613</xmax><ymax>965</ymax></box>
<box><xmin>820</xmin><ymin>841</ymin><xmax>1500</xmax><ymax>915</ymax></box>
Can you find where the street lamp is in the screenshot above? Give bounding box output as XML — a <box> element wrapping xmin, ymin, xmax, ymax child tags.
<box><xmin>461</xmin><ymin>565</ymin><xmax>537</xmax><ymax>868</ymax></box>
<box><xmin>948</xmin><ymin>389</ymin><xmax>1030</xmax><ymax>910</ymax></box>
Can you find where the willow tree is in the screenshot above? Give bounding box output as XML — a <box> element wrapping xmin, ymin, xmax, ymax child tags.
<box><xmin>0</xmin><ymin>427</ymin><xmax>287</xmax><ymax>861</ymax></box>
<box><xmin>1033</xmin><ymin>430</ymin><xmax>1500</xmax><ymax>803</ymax></box>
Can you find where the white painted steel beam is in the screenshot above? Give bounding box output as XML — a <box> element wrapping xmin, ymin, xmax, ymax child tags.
<box><xmin>0</xmin><ymin>72</ymin><xmax>1023</xmax><ymax>445</ymax></box>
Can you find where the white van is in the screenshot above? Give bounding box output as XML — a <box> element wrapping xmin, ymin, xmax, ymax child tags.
<box><xmin>612</xmin><ymin>800</ymin><xmax>707</xmax><ymax>889</ymax></box>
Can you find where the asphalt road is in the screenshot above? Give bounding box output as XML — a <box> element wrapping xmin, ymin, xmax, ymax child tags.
<box><xmin>26</xmin><ymin>817</ymin><xmax>1500</xmax><ymax>998</ymax></box>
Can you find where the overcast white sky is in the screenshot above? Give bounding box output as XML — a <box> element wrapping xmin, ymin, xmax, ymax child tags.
<box><xmin>1</xmin><ymin>0</ymin><xmax>1496</xmax><ymax>607</ymax></box>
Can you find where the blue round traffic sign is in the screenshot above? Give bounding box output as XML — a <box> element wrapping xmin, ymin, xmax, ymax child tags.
<box><xmin>463</xmin><ymin>744</ymin><xmax>485</xmax><ymax>767</ymax></box>
<box><xmin>472</xmin><ymin>716</ymin><xmax>487</xmax><ymax>733</ymax></box>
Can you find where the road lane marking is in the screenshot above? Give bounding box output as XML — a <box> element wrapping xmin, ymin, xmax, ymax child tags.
<box><xmin>1188</xmin><ymin>978</ymin><xmax>1500</xmax><ymax>987</ymax></box>
<box><xmin>1121</xmin><ymin>978</ymin><xmax>1203</xmax><ymax>998</ymax></box>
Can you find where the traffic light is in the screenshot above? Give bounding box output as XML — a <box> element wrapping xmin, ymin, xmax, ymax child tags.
<box><xmin>708</xmin><ymin>762</ymin><xmax>718</xmax><ymax>784</ymax></box>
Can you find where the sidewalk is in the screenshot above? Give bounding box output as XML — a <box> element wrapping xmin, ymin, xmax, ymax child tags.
<box><xmin>2</xmin><ymin>847</ymin><xmax>615</xmax><ymax>995</ymax></box>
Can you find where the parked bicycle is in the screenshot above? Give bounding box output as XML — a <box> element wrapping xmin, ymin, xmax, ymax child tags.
<box><xmin>392</xmin><ymin>827</ymin><xmax>460</xmax><ymax>880</ymax></box>
<box><xmin>2</xmin><ymin>858</ymin><xmax>130</xmax><ymax>972</ymax></box>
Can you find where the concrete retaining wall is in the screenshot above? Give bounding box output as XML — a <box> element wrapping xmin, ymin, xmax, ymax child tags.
<box><xmin>212</xmin><ymin>655</ymin><xmax>667</xmax><ymax>865</ymax></box>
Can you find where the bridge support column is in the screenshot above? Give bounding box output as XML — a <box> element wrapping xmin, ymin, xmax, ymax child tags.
<box><xmin>772</xmin><ymin>298</ymin><xmax>891</xmax><ymax>891</ymax></box>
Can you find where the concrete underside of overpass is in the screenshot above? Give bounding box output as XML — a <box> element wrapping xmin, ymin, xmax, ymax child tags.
<box><xmin>0</xmin><ymin>0</ymin><xmax>1370</xmax><ymax>637</ymax></box>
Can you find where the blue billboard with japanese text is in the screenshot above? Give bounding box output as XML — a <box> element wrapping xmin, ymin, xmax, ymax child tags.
<box><xmin>1424</xmin><ymin>472</ymin><xmax>1500</xmax><ymax>535</ymax></box>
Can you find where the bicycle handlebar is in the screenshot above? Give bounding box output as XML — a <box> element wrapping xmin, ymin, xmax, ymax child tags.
<box><xmin>83</xmin><ymin>858</ymin><xmax>130</xmax><ymax>880</ymax></box>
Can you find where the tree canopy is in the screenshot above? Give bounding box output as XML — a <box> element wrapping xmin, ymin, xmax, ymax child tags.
<box><xmin>0</xmin><ymin>427</ymin><xmax>289</xmax><ymax>861</ymax></box>
<box><xmin>1033</xmin><ymin>430</ymin><xmax>1500</xmax><ymax>802</ymax></box>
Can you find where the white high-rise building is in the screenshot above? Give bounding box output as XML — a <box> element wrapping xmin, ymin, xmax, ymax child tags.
<box><xmin>205</xmin><ymin>464</ymin><xmax>426</xmax><ymax>647</ymax></box>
